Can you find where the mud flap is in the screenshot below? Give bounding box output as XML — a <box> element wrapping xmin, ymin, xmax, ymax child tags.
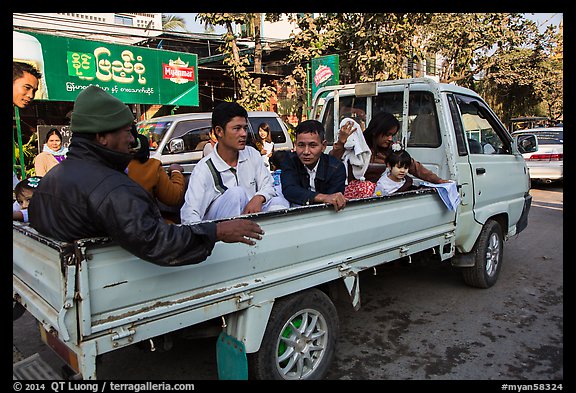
<box><xmin>343</xmin><ymin>273</ymin><xmax>361</xmax><ymax>311</ymax></box>
<box><xmin>516</xmin><ymin>194</ymin><xmax>532</xmax><ymax>234</ymax></box>
<box><xmin>216</xmin><ymin>331</ymin><xmax>248</xmax><ymax>380</ymax></box>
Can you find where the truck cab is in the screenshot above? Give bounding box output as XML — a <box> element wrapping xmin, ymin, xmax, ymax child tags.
<box><xmin>311</xmin><ymin>78</ymin><xmax>533</xmax><ymax>262</ymax></box>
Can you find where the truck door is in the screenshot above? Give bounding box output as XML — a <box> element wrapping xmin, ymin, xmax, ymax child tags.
<box><xmin>451</xmin><ymin>93</ymin><xmax>529</xmax><ymax>230</ymax></box>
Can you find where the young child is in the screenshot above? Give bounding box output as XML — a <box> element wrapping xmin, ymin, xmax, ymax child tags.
<box><xmin>373</xmin><ymin>144</ymin><xmax>414</xmax><ymax>196</ymax></box>
<box><xmin>13</xmin><ymin>176</ymin><xmax>42</xmax><ymax>222</ymax></box>
<box><xmin>269</xmin><ymin>150</ymin><xmax>289</xmax><ymax>197</ymax></box>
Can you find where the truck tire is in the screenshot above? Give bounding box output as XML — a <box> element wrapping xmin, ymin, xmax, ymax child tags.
<box><xmin>462</xmin><ymin>219</ymin><xmax>503</xmax><ymax>288</ymax></box>
<box><xmin>248</xmin><ymin>288</ymin><xmax>339</xmax><ymax>380</ymax></box>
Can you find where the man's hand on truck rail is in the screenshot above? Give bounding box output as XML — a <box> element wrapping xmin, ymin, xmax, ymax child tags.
<box><xmin>216</xmin><ymin>219</ymin><xmax>264</xmax><ymax>245</ymax></box>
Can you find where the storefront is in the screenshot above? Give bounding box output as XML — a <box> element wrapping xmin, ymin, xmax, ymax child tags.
<box><xmin>13</xmin><ymin>29</ymin><xmax>200</xmax><ymax>177</ymax></box>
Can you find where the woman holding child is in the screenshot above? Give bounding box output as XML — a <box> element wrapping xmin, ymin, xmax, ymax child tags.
<box><xmin>330</xmin><ymin>111</ymin><xmax>449</xmax><ymax>185</ymax></box>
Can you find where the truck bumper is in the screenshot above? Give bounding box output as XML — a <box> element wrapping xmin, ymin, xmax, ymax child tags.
<box><xmin>516</xmin><ymin>193</ymin><xmax>532</xmax><ymax>234</ymax></box>
<box><xmin>13</xmin><ymin>353</ymin><xmax>61</xmax><ymax>380</ymax></box>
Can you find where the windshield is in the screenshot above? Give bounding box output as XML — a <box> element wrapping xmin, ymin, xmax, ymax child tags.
<box><xmin>137</xmin><ymin>120</ymin><xmax>172</xmax><ymax>150</ymax></box>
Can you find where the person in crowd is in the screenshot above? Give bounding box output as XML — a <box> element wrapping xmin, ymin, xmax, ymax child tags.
<box><xmin>373</xmin><ymin>144</ymin><xmax>415</xmax><ymax>196</ymax></box>
<box><xmin>280</xmin><ymin>120</ymin><xmax>347</xmax><ymax>211</ymax></box>
<box><xmin>203</xmin><ymin>128</ymin><xmax>218</xmax><ymax>157</ymax></box>
<box><xmin>34</xmin><ymin>128</ymin><xmax>67</xmax><ymax>176</ymax></box>
<box><xmin>127</xmin><ymin>133</ymin><xmax>186</xmax><ymax>222</ymax></box>
<box><xmin>269</xmin><ymin>149</ymin><xmax>290</xmax><ymax>198</ymax></box>
<box><xmin>13</xmin><ymin>61</ymin><xmax>41</xmax><ymax>109</ymax></box>
<box><xmin>29</xmin><ymin>86</ymin><xmax>264</xmax><ymax>267</ymax></box>
<box><xmin>331</xmin><ymin>111</ymin><xmax>450</xmax><ymax>184</ymax></box>
<box><xmin>13</xmin><ymin>176</ymin><xmax>42</xmax><ymax>222</ymax></box>
<box><xmin>13</xmin><ymin>62</ymin><xmax>42</xmax><ymax>183</ymax></box>
<box><xmin>180</xmin><ymin>102</ymin><xmax>289</xmax><ymax>224</ymax></box>
<box><xmin>254</xmin><ymin>122</ymin><xmax>274</xmax><ymax>167</ymax></box>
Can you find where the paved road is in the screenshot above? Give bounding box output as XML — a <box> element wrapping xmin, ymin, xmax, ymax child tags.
<box><xmin>13</xmin><ymin>183</ymin><xmax>563</xmax><ymax>381</ymax></box>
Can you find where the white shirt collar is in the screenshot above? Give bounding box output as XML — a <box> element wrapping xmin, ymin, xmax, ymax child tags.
<box><xmin>210</xmin><ymin>145</ymin><xmax>249</xmax><ymax>173</ymax></box>
<box><xmin>305</xmin><ymin>161</ymin><xmax>320</xmax><ymax>192</ymax></box>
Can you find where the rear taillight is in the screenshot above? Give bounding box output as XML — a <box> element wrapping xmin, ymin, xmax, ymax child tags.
<box><xmin>528</xmin><ymin>153</ymin><xmax>563</xmax><ymax>161</ymax></box>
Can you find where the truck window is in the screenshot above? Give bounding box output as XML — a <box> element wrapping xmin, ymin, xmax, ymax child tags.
<box><xmin>446</xmin><ymin>94</ymin><xmax>469</xmax><ymax>156</ymax></box>
<box><xmin>321</xmin><ymin>96</ymin><xmax>367</xmax><ymax>146</ymax></box>
<box><xmin>340</xmin><ymin>97</ymin><xmax>368</xmax><ymax>131</ymax></box>
<box><xmin>321</xmin><ymin>90</ymin><xmax>440</xmax><ymax>148</ymax></box>
<box><xmin>454</xmin><ymin>95</ymin><xmax>511</xmax><ymax>155</ymax></box>
<box><xmin>372</xmin><ymin>91</ymin><xmax>441</xmax><ymax>148</ymax></box>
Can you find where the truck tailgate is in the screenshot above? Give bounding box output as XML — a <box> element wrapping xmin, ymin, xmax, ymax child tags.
<box><xmin>13</xmin><ymin>223</ymin><xmax>74</xmax><ymax>331</ymax></box>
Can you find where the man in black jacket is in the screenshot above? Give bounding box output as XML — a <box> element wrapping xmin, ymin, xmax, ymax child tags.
<box><xmin>29</xmin><ymin>86</ymin><xmax>263</xmax><ymax>267</ymax></box>
<box><xmin>280</xmin><ymin>120</ymin><xmax>347</xmax><ymax>211</ymax></box>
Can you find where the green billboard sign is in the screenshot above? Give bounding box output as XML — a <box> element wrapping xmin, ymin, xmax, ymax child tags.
<box><xmin>310</xmin><ymin>54</ymin><xmax>340</xmax><ymax>99</ymax></box>
<box><xmin>13</xmin><ymin>30</ymin><xmax>199</xmax><ymax>106</ymax></box>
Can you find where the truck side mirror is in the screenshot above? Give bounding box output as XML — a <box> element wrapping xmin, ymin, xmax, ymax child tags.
<box><xmin>515</xmin><ymin>134</ymin><xmax>538</xmax><ymax>154</ymax></box>
<box><xmin>168</xmin><ymin>138</ymin><xmax>185</xmax><ymax>154</ymax></box>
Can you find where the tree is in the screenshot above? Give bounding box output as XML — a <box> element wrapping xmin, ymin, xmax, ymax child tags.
<box><xmin>284</xmin><ymin>12</ymin><xmax>561</xmax><ymax>123</ymax></box>
<box><xmin>423</xmin><ymin>13</ymin><xmax>529</xmax><ymax>88</ymax></box>
<box><xmin>474</xmin><ymin>19</ymin><xmax>562</xmax><ymax>123</ymax></box>
<box><xmin>162</xmin><ymin>14</ymin><xmax>188</xmax><ymax>32</ymax></box>
<box><xmin>196</xmin><ymin>13</ymin><xmax>276</xmax><ymax>110</ymax></box>
<box><xmin>280</xmin><ymin>13</ymin><xmax>432</xmax><ymax>122</ymax></box>
<box><xmin>281</xmin><ymin>13</ymin><xmax>338</xmax><ymax>122</ymax></box>
<box><xmin>331</xmin><ymin>13</ymin><xmax>431</xmax><ymax>82</ymax></box>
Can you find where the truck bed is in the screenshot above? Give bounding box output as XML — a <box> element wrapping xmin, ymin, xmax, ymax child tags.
<box><xmin>13</xmin><ymin>187</ymin><xmax>456</xmax><ymax>378</ymax></box>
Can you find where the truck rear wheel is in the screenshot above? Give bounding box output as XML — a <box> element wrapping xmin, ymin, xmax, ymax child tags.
<box><xmin>249</xmin><ymin>288</ymin><xmax>339</xmax><ymax>380</ymax></box>
<box><xmin>462</xmin><ymin>219</ymin><xmax>503</xmax><ymax>288</ymax></box>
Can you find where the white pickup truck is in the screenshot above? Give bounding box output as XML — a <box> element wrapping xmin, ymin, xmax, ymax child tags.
<box><xmin>13</xmin><ymin>78</ymin><xmax>534</xmax><ymax>380</ymax></box>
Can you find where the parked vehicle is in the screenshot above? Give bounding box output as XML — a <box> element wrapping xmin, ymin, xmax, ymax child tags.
<box><xmin>508</xmin><ymin>116</ymin><xmax>552</xmax><ymax>133</ymax></box>
<box><xmin>136</xmin><ymin>111</ymin><xmax>294</xmax><ymax>174</ymax></box>
<box><xmin>512</xmin><ymin>127</ymin><xmax>563</xmax><ymax>184</ymax></box>
<box><xmin>13</xmin><ymin>78</ymin><xmax>534</xmax><ymax>380</ymax></box>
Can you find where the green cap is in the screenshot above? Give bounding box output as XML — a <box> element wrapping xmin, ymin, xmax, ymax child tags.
<box><xmin>70</xmin><ymin>86</ymin><xmax>134</xmax><ymax>133</ymax></box>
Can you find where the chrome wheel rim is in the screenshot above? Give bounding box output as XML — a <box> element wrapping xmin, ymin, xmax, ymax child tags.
<box><xmin>485</xmin><ymin>232</ymin><xmax>501</xmax><ymax>277</ymax></box>
<box><xmin>275</xmin><ymin>309</ymin><xmax>329</xmax><ymax>379</ymax></box>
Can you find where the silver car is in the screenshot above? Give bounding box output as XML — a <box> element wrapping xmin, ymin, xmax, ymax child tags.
<box><xmin>512</xmin><ymin>127</ymin><xmax>563</xmax><ymax>183</ymax></box>
<box><xmin>136</xmin><ymin>111</ymin><xmax>294</xmax><ymax>175</ymax></box>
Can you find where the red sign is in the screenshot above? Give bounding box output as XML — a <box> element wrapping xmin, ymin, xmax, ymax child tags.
<box><xmin>162</xmin><ymin>63</ymin><xmax>195</xmax><ymax>83</ymax></box>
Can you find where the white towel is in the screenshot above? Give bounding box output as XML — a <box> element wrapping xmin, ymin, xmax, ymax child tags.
<box><xmin>338</xmin><ymin>118</ymin><xmax>372</xmax><ymax>181</ymax></box>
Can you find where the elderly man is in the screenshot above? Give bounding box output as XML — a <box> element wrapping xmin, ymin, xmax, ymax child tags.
<box><xmin>29</xmin><ymin>86</ymin><xmax>263</xmax><ymax>267</ymax></box>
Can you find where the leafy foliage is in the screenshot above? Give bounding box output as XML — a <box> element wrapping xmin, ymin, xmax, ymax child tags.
<box><xmin>13</xmin><ymin>131</ymin><xmax>38</xmax><ymax>178</ymax></box>
<box><xmin>188</xmin><ymin>13</ymin><xmax>563</xmax><ymax>125</ymax></box>
<box><xmin>196</xmin><ymin>13</ymin><xmax>276</xmax><ymax>110</ymax></box>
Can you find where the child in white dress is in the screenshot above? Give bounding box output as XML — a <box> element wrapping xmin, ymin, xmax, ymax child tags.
<box><xmin>374</xmin><ymin>144</ymin><xmax>414</xmax><ymax>196</ymax></box>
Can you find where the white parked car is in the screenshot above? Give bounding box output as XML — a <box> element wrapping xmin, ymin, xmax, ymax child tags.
<box><xmin>137</xmin><ymin>111</ymin><xmax>294</xmax><ymax>175</ymax></box>
<box><xmin>512</xmin><ymin>127</ymin><xmax>563</xmax><ymax>183</ymax></box>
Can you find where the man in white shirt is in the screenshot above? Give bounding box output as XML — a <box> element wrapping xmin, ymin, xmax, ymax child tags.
<box><xmin>180</xmin><ymin>102</ymin><xmax>289</xmax><ymax>224</ymax></box>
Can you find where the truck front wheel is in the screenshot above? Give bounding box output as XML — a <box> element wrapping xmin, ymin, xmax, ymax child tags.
<box><xmin>249</xmin><ymin>288</ymin><xmax>339</xmax><ymax>380</ymax></box>
<box><xmin>462</xmin><ymin>219</ymin><xmax>503</xmax><ymax>288</ymax></box>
